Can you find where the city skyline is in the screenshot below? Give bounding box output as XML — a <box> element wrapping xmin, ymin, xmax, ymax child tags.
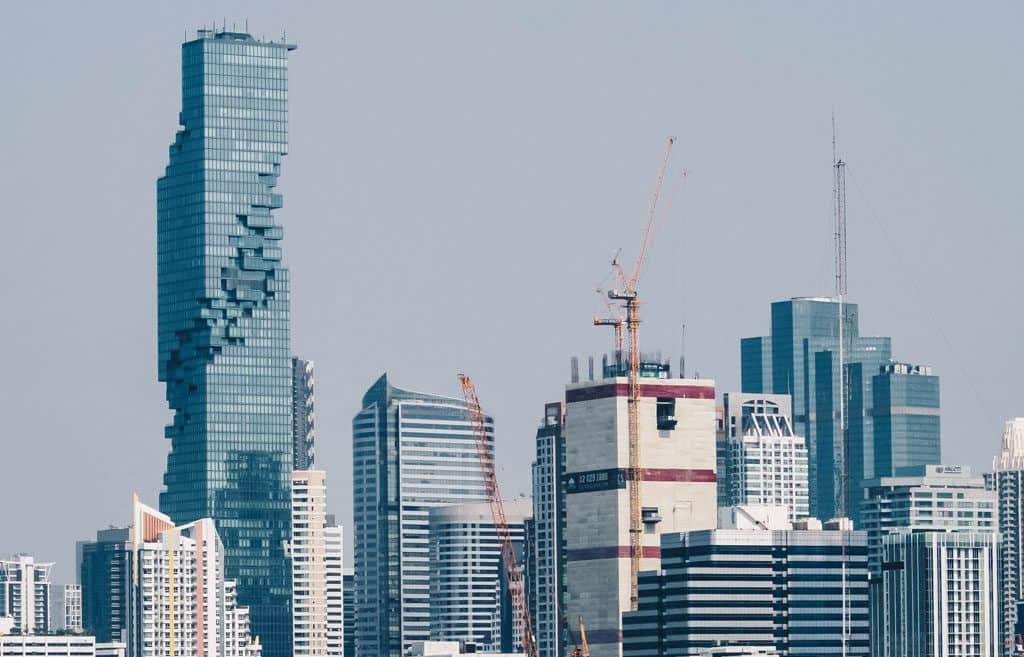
<box><xmin>2</xmin><ymin>1</ymin><xmax>1023</xmax><ymax>587</ymax></box>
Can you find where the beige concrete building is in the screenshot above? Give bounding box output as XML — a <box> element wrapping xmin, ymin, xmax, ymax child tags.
<box><xmin>564</xmin><ymin>368</ymin><xmax>718</xmax><ymax>657</ymax></box>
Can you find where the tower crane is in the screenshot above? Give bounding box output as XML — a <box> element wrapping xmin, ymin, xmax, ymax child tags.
<box><xmin>603</xmin><ymin>136</ymin><xmax>676</xmax><ymax>610</ymax></box>
<box><xmin>458</xmin><ymin>374</ymin><xmax>537</xmax><ymax>657</ymax></box>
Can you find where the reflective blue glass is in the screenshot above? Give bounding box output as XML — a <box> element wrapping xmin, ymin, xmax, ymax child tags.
<box><xmin>156</xmin><ymin>29</ymin><xmax>296</xmax><ymax>657</ymax></box>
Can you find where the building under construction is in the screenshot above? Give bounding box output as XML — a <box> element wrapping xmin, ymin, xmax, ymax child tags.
<box><xmin>563</xmin><ymin>355</ymin><xmax>717</xmax><ymax>657</ymax></box>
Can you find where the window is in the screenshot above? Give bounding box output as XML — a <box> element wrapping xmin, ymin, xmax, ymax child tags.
<box><xmin>656</xmin><ymin>397</ymin><xmax>677</xmax><ymax>431</ymax></box>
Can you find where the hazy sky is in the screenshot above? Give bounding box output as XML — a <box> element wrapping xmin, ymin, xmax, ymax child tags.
<box><xmin>2</xmin><ymin>1</ymin><xmax>1022</xmax><ymax>582</ymax></box>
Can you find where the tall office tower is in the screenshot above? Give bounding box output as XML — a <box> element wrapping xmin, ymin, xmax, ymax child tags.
<box><xmin>741</xmin><ymin>297</ymin><xmax>893</xmax><ymax>520</ymax></box>
<box><xmin>156</xmin><ymin>28</ymin><xmax>297</xmax><ymax>656</ymax></box>
<box><xmin>846</xmin><ymin>362</ymin><xmax>940</xmax><ymax>524</ymax></box>
<box><xmin>0</xmin><ymin>554</ymin><xmax>53</xmax><ymax>634</ymax></box>
<box><xmin>324</xmin><ymin>518</ymin><xmax>344</xmax><ymax>657</ymax></box>
<box><xmin>292</xmin><ymin>471</ymin><xmax>329</xmax><ymax>657</ymax></box>
<box><xmin>126</xmin><ymin>496</ymin><xmax>262</xmax><ymax>657</ymax></box>
<box><xmin>342</xmin><ymin>570</ymin><xmax>354</xmax><ymax>657</ymax></box>
<box><xmin>563</xmin><ymin>360</ymin><xmax>717</xmax><ymax>657</ymax></box>
<box><xmin>427</xmin><ymin>499</ymin><xmax>531</xmax><ymax>649</ymax></box>
<box><xmin>293</xmin><ymin>358</ymin><xmax>316</xmax><ymax>470</ymax></box>
<box><xmin>353</xmin><ymin>374</ymin><xmax>491</xmax><ymax>657</ymax></box>
<box><xmin>530</xmin><ymin>401</ymin><xmax>566</xmax><ymax>657</ymax></box>
<box><xmin>994</xmin><ymin>417</ymin><xmax>1024</xmax><ymax>657</ymax></box>
<box><xmin>77</xmin><ymin>528</ymin><xmax>130</xmax><ymax>643</ymax></box>
<box><xmin>881</xmin><ymin>530</ymin><xmax>1000</xmax><ymax>657</ymax></box>
<box><xmin>621</xmin><ymin>514</ymin><xmax>870</xmax><ymax>656</ymax></box>
<box><xmin>717</xmin><ymin>392</ymin><xmax>809</xmax><ymax>522</ymax></box>
<box><xmin>861</xmin><ymin>465</ymin><xmax>996</xmax><ymax>656</ymax></box>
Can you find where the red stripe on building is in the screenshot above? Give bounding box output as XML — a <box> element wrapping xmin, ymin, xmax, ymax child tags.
<box><xmin>640</xmin><ymin>468</ymin><xmax>716</xmax><ymax>483</ymax></box>
<box><xmin>566</xmin><ymin>383</ymin><xmax>714</xmax><ymax>403</ymax></box>
<box><xmin>565</xmin><ymin>546</ymin><xmax>661</xmax><ymax>561</ymax></box>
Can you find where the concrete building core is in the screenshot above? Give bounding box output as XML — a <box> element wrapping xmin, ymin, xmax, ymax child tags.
<box><xmin>563</xmin><ymin>365</ymin><xmax>717</xmax><ymax>657</ymax></box>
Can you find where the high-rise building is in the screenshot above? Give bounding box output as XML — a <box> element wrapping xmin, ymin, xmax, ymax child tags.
<box><xmin>0</xmin><ymin>554</ymin><xmax>52</xmax><ymax>634</ymax></box>
<box><xmin>529</xmin><ymin>402</ymin><xmax>566</xmax><ymax>657</ymax></box>
<box><xmin>324</xmin><ymin>519</ymin><xmax>344</xmax><ymax>657</ymax></box>
<box><xmin>352</xmin><ymin>374</ymin><xmax>491</xmax><ymax>657</ymax></box>
<box><xmin>861</xmin><ymin>465</ymin><xmax>995</xmax><ymax>576</ymax></box>
<box><xmin>291</xmin><ymin>471</ymin><xmax>328</xmax><ymax>657</ymax></box>
<box><xmin>622</xmin><ymin>514</ymin><xmax>869</xmax><ymax>656</ymax></box>
<box><xmin>847</xmin><ymin>362</ymin><xmax>940</xmax><ymax>524</ymax></box>
<box><xmin>741</xmin><ymin>297</ymin><xmax>892</xmax><ymax>520</ymax></box>
<box><xmin>126</xmin><ymin>496</ymin><xmax>262</xmax><ymax>657</ymax></box>
<box><xmin>48</xmin><ymin>585</ymin><xmax>80</xmax><ymax>633</ymax></box>
<box><xmin>156</xmin><ymin>28</ymin><xmax>297</xmax><ymax>657</ymax></box>
<box><xmin>881</xmin><ymin>530</ymin><xmax>1000</xmax><ymax>657</ymax></box>
<box><xmin>77</xmin><ymin>528</ymin><xmax>130</xmax><ymax>644</ymax></box>
<box><xmin>993</xmin><ymin>418</ymin><xmax>1024</xmax><ymax>657</ymax></box>
<box><xmin>861</xmin><ymin>464</ymin><xmax>996</xmax><ymax>656</ymax></box>
<box><xmin>564</xmin><ymin>360</ymin><xmax>717</xmax><ymax>657</ymax></box>
<box><xmin>717</xmin><ymin>392</ymin><xmax>809</xmax><ymax>522</ymax></box>
<box><xmin>293</xmin><ymin>358</ymin><xmax>316</xmax><ymax>471</ymax></box>
<box><xmin>427</xmin><ymin>500</ymin><xmax>531</xmax><ymax>650</ymax></box>
<box><xmin>342</xmin><ymin>570</ymin><xmax>354</xmax><ymax>657</ymax></box>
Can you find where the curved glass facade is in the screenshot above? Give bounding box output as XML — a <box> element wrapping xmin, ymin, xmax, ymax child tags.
<box><xmin>157</xmin><ymin>29</ymin><xmax>296</xmax><ymax>657</ymax></box>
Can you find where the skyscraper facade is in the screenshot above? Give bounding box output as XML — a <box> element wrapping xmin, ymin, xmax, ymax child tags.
<box><xmin>847</xmin><ymin>362</ymin><xmax>940</xmax><ymax>524</ymax></box>
<box><xmin>77</xmin><ymin>528</ymin><xmax>130</xmax><ymax>644</ymax></box>
<box><xmin>324</xmin><ymin>520</ymin><xmax>344</xmax><ymax>657</ymax></box>
<box><xmin>342</xmin><ymin>569</ymin><xmax>355</xmax><ymax>657</ymax></box>
<box><xmin>530</xmin><ymin>402</ymin><xmax>566</xmax><ymax>657</ymax></box>
<box><xmin>0</xmin><ymin>554</ymin><xmax>53</xmax><ymax>634</ymax></box>
<box><xmin>293</xmin><ymin>358</ymin><xmax>316</xmax><ymax>470</ymax></box>
<box><xmin>563</xmin><ymin>366</ymin><xmax>718</xmax><ymax>657</ymax></box>
<box><xmin>717</xmin><ymin>392</ymin><xmax>809</xmax><ymax>522</ymax></box>
<box><xmin>881</xmin><ymin>530</ymin><xmax>1000</xmax><ymax>657</ymax></box>
<box><xmin>352</xmin><ymin>375</ymin><xmax>491</xmax><ymax>657</ymax></box>
<box><xmin>156</xmin><ymin>29</ymin><xmax>296</xmax><ymax>656</ymax></box>
<box><xmin>861</xmin><ymin>464</ymin><xmax>996</xmax><ymax>655</ymax></box>
<box><xmin>993</xmin><ymin>418</ymin><xmax>1024</xmax><ymax>657</ymax></box>
<box><xmin>621</xmin><ymin>519</ymin><xmax>870</xmax><ymax>656</ymax></box>
<box><xmin>291</xmin><ymin>471</ymin><xmax>329</xmax><ymax>657</ymax></box>
<box><xmin>127</xmin><ymin>497</ymin><xmax>262</xmax><ymax>657</ymax></box>
<box><xmin>741</xmin><ymin>297</ymin><xmax>893</xmax><ymax>520</ymax></box>
<box><xmin>428</xmin><ymin>500</ymin><xmax>530</xmax><ymax>650</ymax></box>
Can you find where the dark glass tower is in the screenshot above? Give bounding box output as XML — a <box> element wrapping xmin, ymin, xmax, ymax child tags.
<box><xmin>157</xmin><ymin>29</ymin><xmax>296</xmax><ymax>657</ymax></box>
<box><xmin>741</xmin><ymin>297</ymin><xmax>892</xmax><ymax>521</ymax></box>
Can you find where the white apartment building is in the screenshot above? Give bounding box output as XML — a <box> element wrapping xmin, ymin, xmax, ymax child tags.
<box><xmin>325</xmin><ymin>521</ymin><xmax>344</xmax><ymax>657</ymax></box>
<box><xmin>717</xmin><ymin>393</ymin><xmax>809</xmax><ymax>522</ymax></box>
<box><xmin>0</xmin><ymin>554</ymin><xmax>52</xmax><ymax>634</ymax></box>
<box><xmin>292</xmin><ymin>471</ymin><xmax>329</xmax><ymax>657</ymax></box>
<box><xmin>881</xmin><ymin>530</ymin><xmax>1000</xmax><ymax>657</ymax></box>
<box><xmin>126</xmin><ymin>496</ymin><xmax>262</xmax><ymax>657</ymax></box>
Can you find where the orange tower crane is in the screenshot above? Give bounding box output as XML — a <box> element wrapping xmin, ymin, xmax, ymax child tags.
<box><xmin>458</xmin><ymin>374</ymin><xmax>537</xmax><ymax>657</ymax></box>
<box><xmin>604</xmin><ymin>136</ymin><xmax>676</xmax><ymax>610</ymax></box>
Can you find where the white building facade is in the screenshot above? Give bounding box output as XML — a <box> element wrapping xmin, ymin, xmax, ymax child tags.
<box><xmin>717</xmin><ymin>393</ymin><xmax>809</xmax><ymax>522</ymax></box>
<box><xmin>0</xmin><ymin>635</ymin><xmax>95</xmax><ymax>657</ymax></box>
<box><xmin>428</xmin><ymin>500</ymin><xmax>530</xmax><ymax>651</ymax></box>
<box><xmin>0</xmin><ymin>554</ymin><xmax>52</xmax><ymax>634</ymax></box>
<box><xmin>325</xmin><ymin>521</ymin><xmax>344</xmax><ymax>657</ymax></box>
<box><xmin>292</xmin><ymin>470</ymin><xmax>329</xmax><ymax>657</ymax></box>
<box><xmin>126</xmin><ymin>496</ymin><xmax>262</xmax><ymax>657</ymax></box>
<box><xmin>881</xmin><ymin>530</ymin><xmax>1000</xmax><ymax>657</ymax></box>
<box><xmin>564</xmin><ymin>367</ymin><xmax>718</xmax><ymax>657</ymax></box>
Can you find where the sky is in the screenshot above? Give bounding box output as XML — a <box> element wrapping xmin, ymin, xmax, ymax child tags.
<box><xmin>1</xmin><ymin>1</ymin><xmax>1022</xmax><ymax>583</ymax></box>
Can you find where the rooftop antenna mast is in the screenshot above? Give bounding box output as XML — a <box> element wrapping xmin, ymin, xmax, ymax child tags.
<box><xmin>833</xmin><ymin>111</ymin><xmax>850</xmax><ymax>657</ymax></box>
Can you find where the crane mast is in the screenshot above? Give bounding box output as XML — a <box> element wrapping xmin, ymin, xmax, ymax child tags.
<box><xmin>833</xmin><ymin>115</ymin><xmax>850</xmax><ymax>657</ymax></box>
<box><xmin>606</xmin><ymin>136</ymin><xmax>675</xmax><ymax>610</ymax></box>
<box><xmin>458</xmin><ymin>374</ymin><xmax>537</xmax><ymax>657</ymax></box>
